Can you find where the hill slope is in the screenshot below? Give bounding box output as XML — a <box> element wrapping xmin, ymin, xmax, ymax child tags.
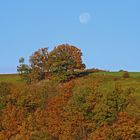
<box><xmin>0</xmin><ymin>71</ymin><xmax>140</xmax><ymax>139</ymax></box>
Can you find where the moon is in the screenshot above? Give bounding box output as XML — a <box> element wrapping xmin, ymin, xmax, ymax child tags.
<box><xmin>79</xmin><ymin>12</ymin><xmax>91</xmax><ymax>24</ymax></box>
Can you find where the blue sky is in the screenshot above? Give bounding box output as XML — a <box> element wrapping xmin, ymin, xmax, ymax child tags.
<box><xmin>0</xmin><ymin>0</ymin><xmax>140</xmax><ymax>73</ymax></box>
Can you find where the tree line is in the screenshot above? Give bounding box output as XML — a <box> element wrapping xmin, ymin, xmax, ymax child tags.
<box><xmin>17</xmin><ymin>44</ymin><xmax>85</xmax><ymax>83</ymax></box>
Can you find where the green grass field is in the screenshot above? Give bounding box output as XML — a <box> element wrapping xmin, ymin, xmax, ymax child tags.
<box><xmin>94</xmin><ymin>71</ymin><xmax>140</xmax><ymax>78</ymax></box>
<box><xmin>0</xmin><ymin>74</ymin><xmax>22</xmax><ymax>84</ymax></box>
<box><xmin>98</xmin><ymin>72</ymin><xmax>140</xmax><ymax>103</ymax></box>
<box><xmin>74</xmin><ymin>71</ymin><xmax>140</xmax><ymax>103</ymax></box>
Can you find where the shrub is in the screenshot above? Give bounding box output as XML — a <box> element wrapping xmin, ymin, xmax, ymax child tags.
<box><xmin>122</xmin><ymin>71</ymin><xmax>129</xmax><ymax>78</ymax></box>
<box><xmin>0</xmin><ymin>82</ymin><xmax>12</xmax><ymax>111</ymax></box>
<box><xmin>0</xmin><ymin>82</ymin><xmax>11</xmax><ymax>97</ymax></box>
<box><xmin>119</xmin><ymin>69</ymin><xmax>125</xmax><ymax>72</ymax></box>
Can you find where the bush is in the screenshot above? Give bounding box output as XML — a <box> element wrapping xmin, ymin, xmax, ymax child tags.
<box><xmin>0</xmin><ymin>82</ymin><xmax>11</xmax><ymax>97</ymax></box>
<box><xmin>119</xmin><ymin>69</ymin><xmax>125</xmax><ymax>72</ymax></box>
<box><xmin>85</xmin><ymin>68</ymin><xmax>107</xmax><ymax>73</ymax></box>
<box><xmin>122</xmin><ymin>71</ymin><xmax>129</xmax><ymax>78</ymax></box>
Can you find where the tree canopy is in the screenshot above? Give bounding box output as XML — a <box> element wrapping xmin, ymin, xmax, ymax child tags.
<box><xmin>48</xmin><ymin>44</ymin><xmax>85</xmax><ymax>73</ymax></box>
<box><xmin>17</xmin><ymin>44</ymin><xmax>85</xmax><ymax>83</ymax></box>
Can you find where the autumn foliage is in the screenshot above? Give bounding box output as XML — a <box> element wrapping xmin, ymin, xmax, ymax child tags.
<box><xmin>1</xmin><ymin>74</ymin><xmax>140</xmax><ymax>140</ymax></box>
<box><xmin>48</xmin><ymin>44</ymin><xmax>85</xmax><ymax>73</ymax></box>
<box><xmin>17</xmin><ymin>44</ymin><xmax>85</xmax><ymax>83</ymax></box>
<box><xmin>1</xmin><ymin>45</ymin><xmax>140</xmax><ymax>140</ymax></box>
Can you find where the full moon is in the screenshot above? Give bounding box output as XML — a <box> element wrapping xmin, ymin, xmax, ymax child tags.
<box><xmin>79</xmin><ymin>12</ymin><xmax>91</xmax><ymax>24</ymax></box>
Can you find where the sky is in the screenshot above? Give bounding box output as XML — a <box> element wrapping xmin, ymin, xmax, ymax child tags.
<box><xmin>0</xmin><ymin>0</ymin><xmax>140</xmax><ymax>73</ymax></box>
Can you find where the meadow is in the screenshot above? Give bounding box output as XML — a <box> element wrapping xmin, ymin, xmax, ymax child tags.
<box><xmin>0</xmin><ymin>74</ymin><xmax>21</xmax><ymax>83</ymax></box>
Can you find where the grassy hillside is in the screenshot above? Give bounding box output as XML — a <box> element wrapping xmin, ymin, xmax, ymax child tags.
<box><xmin>1</xmin><ymin>71</ymin><xmax>140</xmax><ymax>82</ymax></box>
<box><xmin>94</xmin><ymin>71</ymin><xmax>140</xmax><ymax>78</ymax></box>
<box><xmin>79</xmin><ymin>71</ymin><xmax>140</xmax><ymax>102</ymax></box>
<box><xmin>0</xmin><ymin>72</ymin><xmax>140</xmax><ymax>100</ymax></box>
<box><xmin>0</xmin><ymin>71</ymin><xmax>140</xmax><ymax>100</ymax></box>
<box><xmin>0</xmin><ymin>71</ymin><xmax>140</xmax><ymax>139</ymax></box>
<box><xmin>0</xmin><ymin>74</ymin><xmax>22</xmax><ymax>84</ymax></box>
<box><xmin>0</xmin><ymin>71</ymin><xmax>140</xmax><ymax>104</ymax></box>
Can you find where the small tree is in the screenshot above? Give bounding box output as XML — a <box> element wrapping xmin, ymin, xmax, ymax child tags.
<box><xmin>17</xmin><ymin>57</ymin><xmax>31</xmax><ymax>82</ymax></box>
<box><xmin>17</xmin><ymin>48</ymin><xmax>49</xmax><ymax>83</ymax></box>
<box><xmin>29</xmin><ymin>48</ymin><xmax>49</xmax><ymax>82</ymax></box>
<box><xmin>29</xmin><ymin>48</ymin><xmax>49</xmax><ymax>72</ymax></box>
<box><xmin>122</xmin><ymin>71</ymin><xmax>129</xmax><ymax>78</ymax></box>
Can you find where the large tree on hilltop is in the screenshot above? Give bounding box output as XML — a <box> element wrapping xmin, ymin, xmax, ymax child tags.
<box><xmin>48</xmin><ymin>44</ymin><xmax>85</xmax><ymax>73</ymax></box>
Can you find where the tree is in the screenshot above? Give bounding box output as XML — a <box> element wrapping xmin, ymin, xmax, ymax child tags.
<box><xmin>29</xmin><ymin>48</ymin><xmax>49</xmax><ymax>82</ymax></box>
<box><xmin>122</xmin><ymin>71</ymin><xmax>130</xmax><ymax>78</ymax></box>
<box><xmin>17</xmin><ymin>45</ymin><xmax>85</xmax><ymax>83</ymax></box>
<box><xmin>113</xmin><ymin>112</ymin><xmax>140</xmax><ymax>139</ymax></box>
<box><xmin>0</xmin><ymin>82</ymin><xmax>12</xmax><ymax>113</ymax></box>
<box><xmin>0</xmin><ymin>105</ymin><xmax>25</xmax><ymax>139</ymax></box>
<box><xmin>48</xmin><ymin>44</ymin><xmax>85</xmax><ymax>74</ymax></box>
<box><xmin>94</xmin><ymin>84</ymin><xmax>130</xmax><ymax>127</ymax></box>
<box><xmin>17</xmin><ymin>57</ymin><xmax>31</xmax><ymax>83</ymax></box>
<box><xmin>17</xmin><ymin>48</ymin><xmax>49</xmax><ymax>83</ymax></box>
<box><xmin>93</xmin><ymin>125</ymin><xmax>115</xmax><ymax>140</ymax></box>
